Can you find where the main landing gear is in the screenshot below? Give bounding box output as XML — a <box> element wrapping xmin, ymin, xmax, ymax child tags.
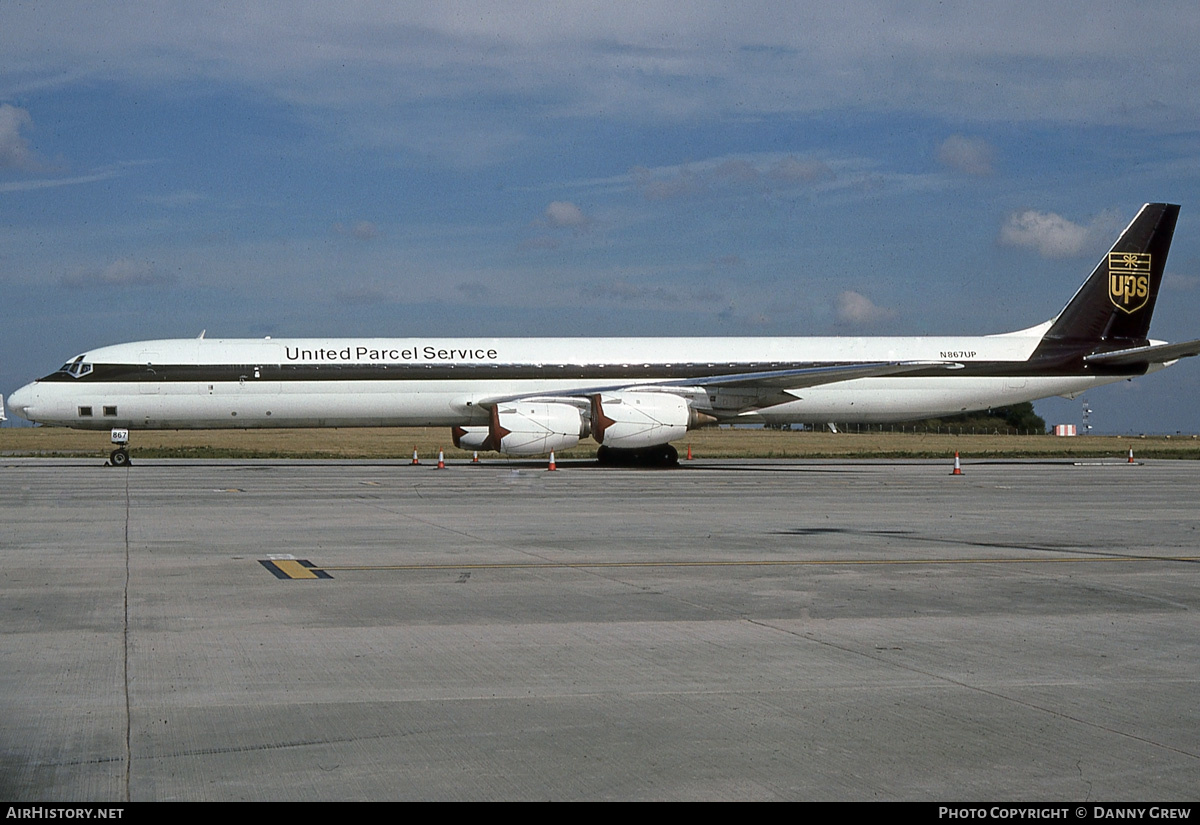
<box><xmin>596</xmin><ymin>444</ymin><xmax>679</xmax><ymax>467</ymax></box>
<box><xmin>109</xmin><ymin>428</ymin><xmax>131</xmax><ymax>467</ymax></box>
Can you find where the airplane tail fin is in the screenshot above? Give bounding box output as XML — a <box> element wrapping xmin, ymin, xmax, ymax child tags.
<box><xmin>1042</xmin><ymin>203</ymin><xmax>1179</xmax><ymax>348</ymax></box>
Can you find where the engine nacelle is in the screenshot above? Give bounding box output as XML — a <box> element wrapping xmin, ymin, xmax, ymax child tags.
<box><xmin>590</xmin><ymin>392</ymin><xmax>694</xmax><ymax>450</ymax></box>
<box><xmin>485</xmin><ymin>401</ymin><xmax>584</xmax><ymax>456</ymax></box>
<box><xmin>451</xmin><ymin>425</ymin><xmax>489</xmax><ymax>450</ymax></box>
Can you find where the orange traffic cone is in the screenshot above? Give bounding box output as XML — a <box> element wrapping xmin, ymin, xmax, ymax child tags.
<box><xmin>437</xmin><ymin>449</ymin><xmax>445</xmax><ymax>469</ymax></box>
<box><xmin>472</xmin><ymin>451</ymin><xmax>480</xmax><ymax>464</ymax></box>
<box><xmin>1128</xmin><ymin>448</ymin><xmax>1135</xmax><ymax>464</ymax></box>
<box><xmin>950</xmin><ymin>451</ymin><xmax>963</xmax><ymax>475</ymax></box>
<box><xmin>547</xmin><ymin>451</ymin><xmax>557</xmax><ymax>471</ymax></box>
<box><xmin>411</xmin><ymin>447</ymin><xmax>420</xmax><ymax>465</ymax></box>
<box><xmin>686</xmin><ymin>444</ymin><xmax>693</xmax><ymax>460</ymax></box>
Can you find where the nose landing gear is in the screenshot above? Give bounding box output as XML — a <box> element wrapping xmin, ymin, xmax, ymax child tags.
<box><xmin>109</xmin><ymin>428</ymin><xmax>131</xmax><ymax>467</ymax></box>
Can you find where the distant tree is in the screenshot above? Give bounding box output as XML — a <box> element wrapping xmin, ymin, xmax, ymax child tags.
<box><xmin>800</xmin><ymin>402</ymin><xmax>1048</xmax><ymax>433</ymax></box>
<box><xmin>999</xmin><ymin>402</ymin><xmax>1046</xmax><ymax>432</ymax></box>
<box><xmin>912</xmin><ymin>401</ymin><xmax>1047</xmax><ymax>432</ymax></box>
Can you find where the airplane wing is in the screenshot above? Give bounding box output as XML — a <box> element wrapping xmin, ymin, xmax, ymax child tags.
<box><xmin>478</xmin><ymin>360</ymin><xmax>962</xmax><ymax>411</ymax></box>
<box><xmin>668</xmin><ymin>360</ymin><xmax>960</xmax><ymax>390</ymax></box>
<box><xmin>1083</xmin><ymin>339</ymin><xmax>1200</xmax><ymax>367</ymax></box>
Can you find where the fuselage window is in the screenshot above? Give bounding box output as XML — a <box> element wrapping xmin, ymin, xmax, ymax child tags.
<box><xmin>78</xmin><ymin>406</ymin><xmax>93</xmax><ymax>417</ymax></box>
<box><xmin>103</xmin><ymin>406</ymin><xmax>118</xmax><ymax>417</ymax></box>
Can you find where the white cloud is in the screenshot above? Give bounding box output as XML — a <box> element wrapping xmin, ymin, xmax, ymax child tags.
<box><xmin>712</xmin><ymin>159</ymin><xmax>761</xmax><ymax>186</ymax></box>
<box><xmin>631</xmin><ymin>153</ymin><xmax>839</xmax><ymax>201</ymax></box>
<box><xmin>0</xmin><ymin>158</ymin><xmax>150</xmax><ymax>192</ymax></box>
<box><xmin>544</xmin><ymin>201</ymin><xmax>588</xmax><ymax>228</ymax></box>
<box><xmin>937</xmin><ymin>135</ymin><xmax>995</xmax><ymax>176</ymax></box>
<box><xmin>5</xmin><ymin>4</ymin><xmax>1198</xmax><ymax>139</ymax></box>
<box><xmin>0</xmin><ymin>104</ymin><xmax>40</xmax><ymax>171</ymax></box>
<box><xmin>0</xmin><ymin>170</ymin><xmax>117</xmax><ymax>193</ymax></box>
<box><xmin>632</xmin><ymin>165</ymin><xmax>704</xmax><ymax>200</ymax></box>
<box><xmin>999</xmin><ymin>210</ymin><xmax>1094</xmax><ymax>258</ymax></box>
<box><xmin>835</xmin><ymin>290</ymin><xmax>895</xmax><ymax>325</ymax></box>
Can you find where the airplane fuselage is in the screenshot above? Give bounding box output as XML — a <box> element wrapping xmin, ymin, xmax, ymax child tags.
<box><xmin>7</xmin><ymin>327</ymin><xmax>1146</xmax><ymax>431</ymax></box>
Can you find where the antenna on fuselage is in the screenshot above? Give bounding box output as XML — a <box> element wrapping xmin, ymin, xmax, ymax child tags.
<box><xmin>197</xmin><ymin>330</ymin><xmax>206</xmax><ymax>339</ymax></box>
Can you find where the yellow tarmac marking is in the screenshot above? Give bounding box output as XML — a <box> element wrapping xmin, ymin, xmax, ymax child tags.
<box><xmin>318</xmin><ymin>555</ymin><xmax>1199</xmax><ymax>572</ymax></box>
<box><xmin>259</xmin><ymin>558</ymin><xmax>333</xmax><ymax>579</ymax></box>
<box><xmin>273</xmin><ymin>559</ymin><xmax>320</xmax><ymax>578</ymax></box>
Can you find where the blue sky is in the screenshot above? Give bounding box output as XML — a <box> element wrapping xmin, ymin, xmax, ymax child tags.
<box><xmin>3</xmin><ymin>2</ymin><xmax>1200</xmax><ymax>433</ymax></box>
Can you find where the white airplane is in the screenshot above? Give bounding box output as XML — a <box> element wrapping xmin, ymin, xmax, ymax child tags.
<box><xmin>7</xmin><ymin>203</ymin><xmax>1199</xmax><ymax>466</ymax></box>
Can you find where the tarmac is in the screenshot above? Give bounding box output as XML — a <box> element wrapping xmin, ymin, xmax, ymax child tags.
<box><xmin>1</xmin><ymin>456</ymin><xmax>1197</xmax><ymax>801</ymax></box>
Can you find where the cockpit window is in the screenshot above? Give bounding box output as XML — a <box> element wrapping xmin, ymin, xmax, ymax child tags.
<box><xmin>57</xmin><ymin>357</ymin><xmax>93</xmax><ymax>378</ymax></box>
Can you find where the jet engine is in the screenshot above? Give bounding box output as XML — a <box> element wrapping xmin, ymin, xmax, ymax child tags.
<box><xmin>483</xmin><ymin>401</ymin><xmax>586</xmax><ymax>455</ymax></box>
<box><xmin>590</xmin><ymin>391</ymin><xmax>705</xmax><ymax>450</ymax></box>
<box><xmin>450</xmin><ymin>425</ymin><xmax>489</xmax><ymax>450</ymax></box>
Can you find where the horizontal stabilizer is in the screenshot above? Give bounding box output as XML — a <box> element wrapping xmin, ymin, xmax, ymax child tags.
<box><xmin>1083</xmin><ymin>339</ymin><xmax>1200</xmax><ymax>367</ymax></box>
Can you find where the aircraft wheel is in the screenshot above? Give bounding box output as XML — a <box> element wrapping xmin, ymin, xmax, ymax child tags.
<box><xmin>641</xmin><ymin>444</ymin><xmax>678</xmax><ymax>466</ymax></box>
<box><xmin>110</xmin><ymin>448</ymin><xmax>131</xmax><ymax>467</ymax></box>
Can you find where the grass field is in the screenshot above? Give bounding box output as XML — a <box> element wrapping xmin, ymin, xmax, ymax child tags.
<box><xmin>3</xmin><ymin>425</ymin><xmax>1197</xmax><ymax>460</ymax></box>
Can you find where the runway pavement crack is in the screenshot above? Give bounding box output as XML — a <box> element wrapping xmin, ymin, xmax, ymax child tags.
<box><xmin>122</xmin><ymin>465</ymin><xmax>131</xmax><ymax>803</ymax></box>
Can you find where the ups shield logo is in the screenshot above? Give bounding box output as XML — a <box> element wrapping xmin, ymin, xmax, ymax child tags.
<box><xmin>1108</xmin><ymin>252</ymin><xmax>1151</xmax><ymax>314</ymax></box>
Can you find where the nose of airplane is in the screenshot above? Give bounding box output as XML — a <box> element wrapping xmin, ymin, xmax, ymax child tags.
<box><xmin>6</xmin><ymin>383</ymin><xmax>36</xmax><ymax>421</ymax></box>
